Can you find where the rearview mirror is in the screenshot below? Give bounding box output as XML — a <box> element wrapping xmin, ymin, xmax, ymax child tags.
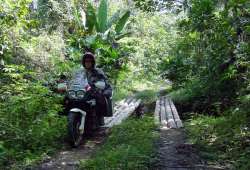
<box><xmin>57</xmin><ymin>82</ymin><xmax>67</xmax><ymax>92</ymax></box>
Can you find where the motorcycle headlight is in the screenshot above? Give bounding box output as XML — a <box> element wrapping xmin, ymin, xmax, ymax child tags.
<box><xmin>76</xmin><ymin>90</ymin><xmax>85</xmax><ymax>98</ymax></box>
<box><xmin>68</xmin><ymin>90</ymin><xmax>76</xmax><ymax>98</ymax></box>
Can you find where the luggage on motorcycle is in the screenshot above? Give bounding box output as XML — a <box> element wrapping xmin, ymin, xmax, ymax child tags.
<box><xmin>95</xmin><ymin>93</ymin><xmax>113</xmax><ymax>117</ymax></box>
<box><xmin>103</xmin><ymin>88</ymin><xmax>113</xmax><ymax>117</ymax></box>
<box><xmin>104</xmin><ymin>97</ymin><xmax>113</xmax><ymax>117</ymax></box>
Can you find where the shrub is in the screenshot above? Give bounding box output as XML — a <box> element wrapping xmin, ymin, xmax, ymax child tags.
<box><xmin>0</xmin><ymin>65</ymin><xmax>67</xmax><ymax>168</ymax></box>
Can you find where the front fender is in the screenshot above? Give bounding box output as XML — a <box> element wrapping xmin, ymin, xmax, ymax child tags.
<box><xmin>70</xmin><ymin>108</ymin><xmax>86</xmax><ymax>132</ymax></box>
<box><xmin>70</xmin><ymin>108</ymin><xmax>86</xmax><ymax>116</ymax></box>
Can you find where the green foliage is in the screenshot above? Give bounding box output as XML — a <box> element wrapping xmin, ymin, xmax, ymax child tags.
<box><xmin>0</xmin><ymin>1</ymin><xmax>134</xmax><ymax>168</ymax></box>
<box><xmin>135</xmin><ymin>89</ymin><xmax>157</xmax><ymax>104</ymax></box>
<box><xmin>117</xmin><ymin>12</ymin><xmax>176</xmax><ymax>80</ymax></box>
<box><xmin>132</xmin><ymin>0</ymin><xmax>158</xmax><ymax>12</ymax></box>
<box><xmin>80</xmin><ymin>116</ymin><xmax>158</xmax><ymax>170</ymax></box>
<box><xmin>34</xmin><ymin>0</ymin><xmax>87</xmax><ymax>32</ymax></box>
<box><xmin>86</xmin><ymin>2</ymin><xmax>97</xmax><ymax>33</ymax></box>
<box><xmin>0</xmin><ymin>65</ymin><xmax>66</xmax><ymax>168</ymax></box>
<box><xmin>132</xmin><ymin>0</ymin><xmax>187</xmax><ymax>13</ymax></box>
<box><xmin>162</xmin><ymin>0</ymin><xmax>250</xmax><ymax>114</ymax></box>
<box><xmin>185</xmin><ymin>105</ymin><xmax>250</xmax><ymax>169</ymax></box>
<box><xmin>20</xmin><ymin>32</ymin><xmax>66</xmax><ymax>70</ymax></box>
<box><xmin>97</xmin><ymin>0</ymin><xmax>108</xmax><ymax>33</ymax></box>
<box><xmin>159</xmin><ymin>1</ymin><xmax>250</xmax><ymax>168</ymax></box>
<box><xmin>0</xmin><ymin>0</ymin><xmax>33</xmax><ymax>65</ymax></box>
<box><xmin>65</xmin><ymin>0</ymin><xmax>131</xmax><ymax>83</ymax></box>
<box><xmin>0</xmin><ymin>0</ymin><xmax>248</xmax><ymax>169</ymax></box>
<box><xmin>115</xmin><ymin>10</ymin><xmax>130</xmax><ymax>34</ymax></box>
<box><xmin>107</xmin><ymin>9</ymin><xmax>121</xmax><ymax>29</ymax></box>
<box><xmin>83</xmin><ymin>0</ymin><xmax>130</xmax><ymax>36</ymax></box>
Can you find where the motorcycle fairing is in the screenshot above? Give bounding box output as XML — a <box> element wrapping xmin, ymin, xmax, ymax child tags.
<box><xmin>68</xmin><ymin>68</ymin><xmax>88</xmax><ymax>91</ymax></box>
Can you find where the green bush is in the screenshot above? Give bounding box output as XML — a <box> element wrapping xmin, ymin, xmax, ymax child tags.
<box><xmin>0</xmin><ymin>65</ymin><xmax>67</xmax><ymax>168</ymax></box>
<box><xmin>185</xmin><ymin>105</ymin><xmax>250</xmax><ymax>169</ymax></box>
<box><xmin>162</xmin><ymin>0</ymin><xmax>249</xmax><ymax>114</ymax></box>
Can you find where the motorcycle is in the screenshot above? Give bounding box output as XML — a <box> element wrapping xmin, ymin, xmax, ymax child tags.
<box><xmin>57</xmin><ymin>70</ymin><xmax>107</xmax><ymax>147</ymax></box>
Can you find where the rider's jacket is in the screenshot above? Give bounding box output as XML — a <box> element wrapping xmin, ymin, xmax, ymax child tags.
<box><xmin>86</xmin><ymin>67</ymin><xmax>112</xmax><ymax>98</ymax></box>
<box><xmin>85</xmin><ymin>67</ymin><xmax>113</xmax><ymax>117</ymax></box>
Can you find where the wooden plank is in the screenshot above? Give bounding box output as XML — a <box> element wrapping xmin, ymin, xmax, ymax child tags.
<box><xmin>126</xmin><ymin>97</ymin><xmax>134</xmax><ymax>105</ymax></box>
<box><xmin>115</xmin><ymin>99</ymin><xmax>126</xmax><ymax>106</ymax></box>
<box><xmin>154</xmin><ymin>99</ymin><xmax>160</xmax><ymax>125</ymax></box>
<box><xmin>166</xmin><ymin>97</ymin><xmax>177</xmax><ymax>128</ymax></box>
<box><xmin>164</xmin><ymin>97</ymin><xmax>177</xmax><ymax>128</ymax></box>
<box><xmin>104</xmin><ymin>111</ymin><xmax>119</xmax><ymax>125</ymax></box>
<box><xmin>113</xmin><ymin>99</ymin><xmax>125</xmax><ymax>112</ymax></box>
<box><xmin>128</xmin><ymin>98</ymin><xmax>137</xmax><ymax>106</ymax></box>
<box><xmin>133</xmin><ymin>99</ymin><xmax>141</xmax><ymax>111</ymax></box>
<box><xmin>154</xmin><ymin>96</ymin><xmax>183</xmax><ymax>129</ymax></box>
<box><xmin>115</xmin><ymin>99</ymin><xmax>141</xmax><ymax>125</ymax></box>
<box><xmin>108</xmin><ymin>106</ymin><xmax>132</xmax><ymax>126</ymax></box>
<box><xmin>118</xmin><ymin>102</ymin><xmax>129</xmax><ymax>111</ymax></box>
<box><xmin>105</xmin><ymin>99</ymin><xmax>128</xmax><ymax>125</ymax></box>
<box><xmin>160</xmin><ymin>97</ymin><xmax>166</xmax><ymax>123</ymax></box>
<box><xmin>104</xmin><ymin>98</ymin><xmax>141</xmax><ymax>127</ymax></box>
<box><xmin>169</xmin><ymin>98</ymin><xmax>183</xmax><ymax>128</ymax></box>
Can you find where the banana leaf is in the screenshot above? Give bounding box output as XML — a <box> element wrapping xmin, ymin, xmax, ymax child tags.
<box><xmin>97</xmin><ymin>0</ymin><xmax>108</xmax><ymax>33</ymax></box>
<box><xmin>115</xmin><ymin>10</ymin><xmax>130</xmax><ymax>34</ymax></box>
<box><xmin>115</xmin><ymin>31</ymin><xmax>133</xmax><ymax>40</ymax></box>
<box><xmin>86</xmin><ymin>2</ymin><xmax>96</xmax><ymax>33</ymax></box>
<box><xmin>107</xmin><ymin>9</ymin><xmax>121</xmax><ymax>29</ymax></box>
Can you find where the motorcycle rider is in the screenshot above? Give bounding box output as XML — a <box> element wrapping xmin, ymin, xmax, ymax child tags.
<box><xmin>82</xmin><ymin>52</ymin><xmax>113</xmax><ymax>126</ymax></box>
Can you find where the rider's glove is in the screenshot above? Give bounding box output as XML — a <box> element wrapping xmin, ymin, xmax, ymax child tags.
<box><xmin>94</xmin><ymin>81</ymin><xmax>106</xmax><ymax>90</ymax></box>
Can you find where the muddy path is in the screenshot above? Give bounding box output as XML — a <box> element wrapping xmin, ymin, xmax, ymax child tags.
<box><xmin>33</xmin><ymin>98</ymin><xmax>141</xmax><ymax>170</ymax></box>
<box><xmin>153</xmin><ymin>94</ymin><xmax>228</xmax><ymax>170</ymax></box>
<box><xmin>154</xmin><ymin>128</ymin><xmax>228</xmax><ymax>170</ymax></box>
<box><xmin>34</xmin><ymin>91</ymin><xmax>226</xmax><ymax>170</ymax></box>
<box><xmin>34</xmin><ymin>128</ymin><xmax>108</xmax><ymax>170</ymax></box>
<box><xmin>155</xmin><ymin>128</ymin><xmax>203</xmax><ymax>170</ymax></box>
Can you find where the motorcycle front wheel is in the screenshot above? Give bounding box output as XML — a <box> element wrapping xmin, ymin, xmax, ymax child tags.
<box><xmin>68</xmin><ymin>112</ymin><xmax>82</xmax><ymax>147</ymax></box>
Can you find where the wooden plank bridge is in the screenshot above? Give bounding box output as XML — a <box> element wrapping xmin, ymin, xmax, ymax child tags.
<box><xmin>154</xmin><ymin>96</ymin><xmax>183</xmax><ymax>129</ymax></box>
<box><xmin>104</xmin><ymin>95</ymin><xmax>182</xmax><ymax>129</ymax></box>
<box><xmin>104</xmin><ymin>97</ymin><xmax>141</xmax><ymax>127</ymax></box>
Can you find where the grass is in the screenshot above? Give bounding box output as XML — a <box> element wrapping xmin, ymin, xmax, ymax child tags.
<box><xmin>80</xmin><ymin>78</ymin><xmax>169</xmax><ymax>169</ymax></box>
<box><xmin>185</xmin><ymin>110</ymin><xmax>250</xmax><ymax>169</ymax></box>
<box><xmin>134</xmin><ymin>89</ymin><xmax>158</xmax><ymax>104</ymax></box>
<box><xmin>113</xmin><ymin>86</ymin><xmax>133</xmax><ymax>102</ymax></box>
<box><xmin>113</xmin><ymin>77</ymin><xmax>171</xmax><ymax>103</ymax></box>
<box><xmin>80</xmin><ymin>116</ymin><xmax>159</xmax><ymax>170</ymax></box>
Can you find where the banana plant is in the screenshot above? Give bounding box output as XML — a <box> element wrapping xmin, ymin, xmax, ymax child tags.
<box><xmin>84</xmin><ymin>0</ymin><xmax>131</xmax><ymax>39</ymax></box>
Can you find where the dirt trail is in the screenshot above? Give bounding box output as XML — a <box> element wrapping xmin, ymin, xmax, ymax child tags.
<box><xmin>154</xmin><ymin>129</ymin><xmax>228</xmax><ymax>170</ymax></box>
<box><xmin>34</xmin><ymin>90</ymin><xmax>226</xmax><ymax>170</ymax></box>
<box><xmin>154</xmin><ymin>128</ymin><xmax>228</xmax><ymax>170</ymax></box>
<box><xmin>34</xmin><ymin>98</ymin><xmax>141</xmax><ymax>170</ymax></box>
<box><xmin>155</xmin><ymin>128</ymin><xmax>202</xmax><ymax>170</ymax></box>
<box><xmin>154</xmin><ymin>86</ymin><xmax>227</xmax><ymax>170</ymax></box>
<box><xmin>34</xmin><ymin>129</ymin><xmax>107</xmax><ymax>170</ymax></box>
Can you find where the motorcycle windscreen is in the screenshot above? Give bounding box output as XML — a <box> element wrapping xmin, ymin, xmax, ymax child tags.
<box><xmin>68</xmin><ymin>68</ymin><xmax>88</xmax><ymax>91</ymax></box>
